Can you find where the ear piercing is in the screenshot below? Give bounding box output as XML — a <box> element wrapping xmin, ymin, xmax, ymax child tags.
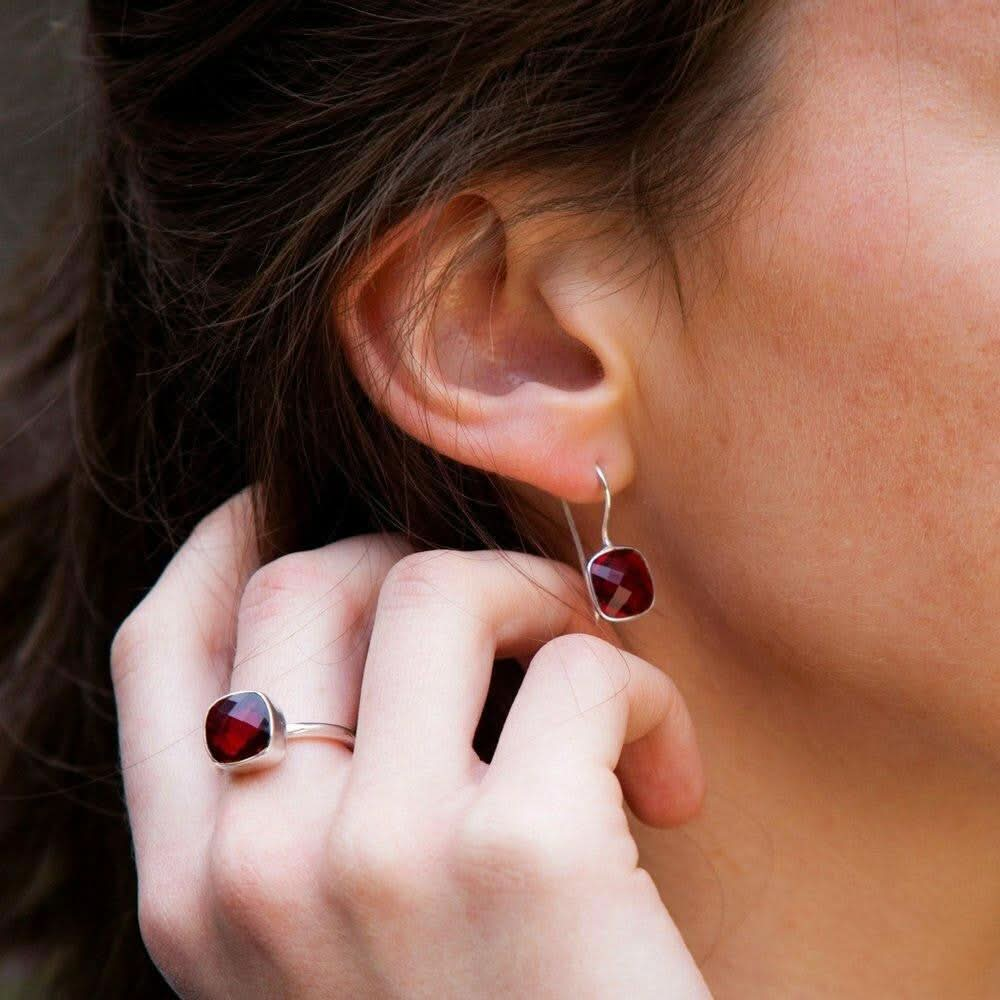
<box><xmin>561</xmin><ymin>464</ymin><xmax>655</xmax><ymax>623</ymax></box>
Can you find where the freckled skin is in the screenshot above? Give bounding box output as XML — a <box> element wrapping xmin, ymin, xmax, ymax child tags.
<box><xmin>381</xmin><ymin>2</ymin><xmax>999</xmax><ymax>993</ymax></box>
<box><xmin>618</xmin><ymin>0</ymin><xmax>999</xmax><ymax>753</ymax></box>
<box><xmin>524</xmin><ymin>7</ymin><xmax>1000</xmax><ymax>993</ymax></box>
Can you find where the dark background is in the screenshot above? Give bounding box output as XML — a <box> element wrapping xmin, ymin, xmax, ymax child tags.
<box><xmin>1</xmin><ymin>7</ymin><xmax>87</xmax><ymax>989</ymax></box>
<box><xmin>1</xmin><ymin>2</ymin><xmax>83</xmax><ymax>286</ymax></box>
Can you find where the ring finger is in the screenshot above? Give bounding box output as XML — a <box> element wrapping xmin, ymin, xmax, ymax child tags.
<box><xmin>214</xmin><ymin>532</ymin><xmax>414</xmax><ymax>811</ymax></box>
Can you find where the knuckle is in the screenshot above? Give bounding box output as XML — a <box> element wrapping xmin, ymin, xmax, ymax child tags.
<box><xmin>109</xmin><ymin>606</ymin><xmax>155</xmax><ymax>686</ymax></box>
<box><xmin>193</xmin><ymin>487</ymin><xmax>254</xmax><ymax>537</ymax></box>
<box><xmin>377</xmin><ymin>550</ymin><xmax>459</xmax><ymax>608</ymax></box>
<box><xmin>136</xmin><ymin>876</ymin><xmax>202</xmax><ymax>975</ymax></box>
<box><xmin>453</xmin><ymin>797</ymin><xmax>577</xmax><ymax>892</ymax></box>
<box><xmin>187</xmin><ymin>498</ymin><xmax>239</xmax><ymax>552</ymax></box>
<box><xmin>238</xmin><ymin>552</ymin><xmax>327</xmax><ymax>629</ymax></box>
<box><xmin>535</xmin><ymin>631</ymin><xmax>613</xmax><ymax>662</ymax></box>
<box><xmin>327</xmin><ymin>808</ymin><xmax>428</xmax><ymax>916</ymax></box>
<box><xmin>206</xmin><ymin>823</ymin><xmax>300</xmax><ymax>940</ymax></box>
<box><xmin>532</xmin><ymin>632</ymin><xmax>632</xmax><ymax>694</ymax></box>
<box><xmin>377</xmin><ymin>549</ymin><xmax>486</xmax><ymax>613</ymax></box>
<box><xmin>207</xmin><ymin>827</ymin><xmax>266</xmax><ymax>917</ymax></box>
<box><xmin>111</xmin><ymin>490</ymin><xmax>256</xmax><ymax>684</ymax></box>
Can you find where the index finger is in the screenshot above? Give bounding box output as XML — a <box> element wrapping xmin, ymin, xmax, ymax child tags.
<box><xmin>110</xmin><ymin>489</ymin><xmax>259</xmax><ymax>867</ymax></box>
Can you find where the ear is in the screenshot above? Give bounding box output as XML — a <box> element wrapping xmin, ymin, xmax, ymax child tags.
<box><xmin>335</xmin><ymin>185</ymin><xmax>639</xmax><ymax>504</ymax></box>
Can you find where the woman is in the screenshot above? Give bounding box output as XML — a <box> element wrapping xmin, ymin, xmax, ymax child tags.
<box><xmin>2</xmin><ymin>0</ymin><xmax>997</xmax><ymax>995</ymax></box>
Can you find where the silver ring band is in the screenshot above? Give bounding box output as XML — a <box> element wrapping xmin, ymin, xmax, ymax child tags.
<box><xmin>285</xmin><ymin>721</ymin><xmax>356</xmax><ymax>749</ymax></box>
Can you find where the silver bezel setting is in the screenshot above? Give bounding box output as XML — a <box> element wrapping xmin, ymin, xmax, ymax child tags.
<box><xmin>585</xmin><ymin>544</ymin><xmax>656</xmax><ymax>623</ymax></box>
<box><xmin>205</xmin><ymin>689</ymin><xmax>288</xmax><ymax>773</ymax></box>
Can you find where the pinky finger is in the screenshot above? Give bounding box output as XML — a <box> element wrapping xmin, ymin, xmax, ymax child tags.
<box><xmin>111</xmin><ymin>489</ymin><xmax>259</xmax><ymax>868</ymax></box>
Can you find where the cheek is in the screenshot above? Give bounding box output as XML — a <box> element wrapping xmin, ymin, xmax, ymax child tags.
<box><xmin>651</xmin><ymin>110</ymin><xmax>999</xmax><ymax>689</ymax></box>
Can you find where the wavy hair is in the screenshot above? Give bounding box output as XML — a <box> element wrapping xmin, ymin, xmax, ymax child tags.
<box><xmin>0</xmin><ymin>1</ymin><xmax>779</xmax><ymax>993</ymax></box>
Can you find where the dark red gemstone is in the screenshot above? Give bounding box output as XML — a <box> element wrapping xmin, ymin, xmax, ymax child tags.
<box><xmin>206</xmin><ymin>692</ymin><xmax>271</xmax><ymax>764</ymax></box>
<box><xmin>588</xmin><ymin>547</ymin><xmax>654</xmax><ymax>619</ymax></box>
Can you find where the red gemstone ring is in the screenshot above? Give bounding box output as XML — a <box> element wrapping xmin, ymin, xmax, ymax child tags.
<box><xmin>205</xmin><ymin>690</ymin><xmax>355</xmax><ymax>772</ymax></box>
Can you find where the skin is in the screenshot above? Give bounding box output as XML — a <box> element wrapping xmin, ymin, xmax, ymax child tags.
<box><xmin>342</xmin><ymin>0</ymin><xmax>998</xmax><ymax>994</ymax></box>
<box><xmin>118</xmin><ymin>0</ymin><xmax>998</xmax><ymax>996</ymax></box>
<box><xmin>114</xmin><ymin>500</ymin><xmax>710</xmax><ymax>997</ymax></box>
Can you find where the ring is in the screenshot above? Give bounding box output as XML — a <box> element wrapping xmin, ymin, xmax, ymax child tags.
<box><xmin>205</xmin><ymin>690</ymin><xmax>355</xmax><ymax>772</ymax></box>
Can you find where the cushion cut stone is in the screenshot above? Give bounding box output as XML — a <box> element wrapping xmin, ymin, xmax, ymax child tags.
<box><xmin>588</xmin><ymin>546</ymin><xmax>654</xmax><ymax>619</ymax></box>
<box><xmin>206</xmin><ymin>691</ymin><xmax>271</xmax><ymax>764</ymax></box>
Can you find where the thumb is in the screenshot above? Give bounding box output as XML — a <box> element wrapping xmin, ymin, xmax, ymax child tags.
<box><xmin>616</xmin><ymin>664</ymin><xmax>705</xmax><ymax>828</ymax></box>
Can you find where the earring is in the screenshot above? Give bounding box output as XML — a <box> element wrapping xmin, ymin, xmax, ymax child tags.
<box><xmin>560</xmin><ymin>463</ymin><xmax>655</xmax><ymax>623</ymax></box>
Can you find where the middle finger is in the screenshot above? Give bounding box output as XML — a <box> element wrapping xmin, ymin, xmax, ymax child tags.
<box><xmin>350</xmin><ymin>548</ymin><xmax>611</xmax><ymax>797</ymax></box>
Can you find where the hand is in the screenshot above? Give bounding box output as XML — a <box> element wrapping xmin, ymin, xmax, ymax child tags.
<box><xmin>111</xmin><ymin>489</ymin><xmax>711</xmax><ymax>998</ymax></box>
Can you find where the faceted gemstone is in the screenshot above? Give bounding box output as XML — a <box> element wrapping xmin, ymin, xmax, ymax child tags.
<box><xmin>588</xmin><ymin>546</ymin><xmax>654</xmax><ymax>619</ymax></box>
<box><xmin>205</xmin><ymin>691</ymin><xmax>271</xmax><ymax>764</ymax></box>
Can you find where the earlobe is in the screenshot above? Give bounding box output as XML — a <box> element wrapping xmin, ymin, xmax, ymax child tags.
<box><xmin>335</xmin><ymin>186</ymin><xmax>639</xmax><ymax>504</ymax></box>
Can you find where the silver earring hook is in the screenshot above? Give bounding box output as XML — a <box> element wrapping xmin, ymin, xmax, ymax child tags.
<box><xmin>594</xmin><ymin>463</ymin><xmax>613</xmax><ymax>549</ymax></box>
<box><xmin>560</xmin><ymin>464</ymin><xmax>612</xmax><ymax>613</ymax></box>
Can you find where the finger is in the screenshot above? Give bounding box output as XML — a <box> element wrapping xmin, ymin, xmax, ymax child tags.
<box><xmin>110</xmin><ymin>488</ymin><xmax>259</xmax><ymax>866</ymax></box>
<box><xmin>349</xmin><ymin>549</ymin><xmax>607</xmax><ymax>796</ymax></box>
<box><xmin>488</xmin><ymin>634</ymin><xmax>704</xmax><ymax>827</ymax></box>
<box><xmin>215</xmin><ymin>533</ymin><xmax>413</xmax><ymax>808</ymax></box>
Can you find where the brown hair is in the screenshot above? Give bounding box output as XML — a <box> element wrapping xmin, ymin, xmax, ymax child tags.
<box><xmin>0</xmin><ymin>1</ymin><xmax>779</xmax><ymax>993</ymax></box>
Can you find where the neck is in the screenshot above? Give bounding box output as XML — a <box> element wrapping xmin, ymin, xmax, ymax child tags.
<box><xmin>618</xmin><ymin>600</ymin><xmax>1000</xmax><ymax>999</ymax></box>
